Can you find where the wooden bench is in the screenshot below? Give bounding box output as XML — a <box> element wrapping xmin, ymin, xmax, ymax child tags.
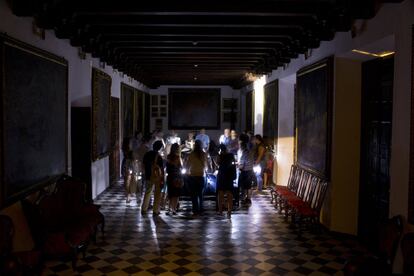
<box><xmin>271</xmin><ymin>164</ymin><xmax>329</xmax><ymax>233</ymax></box>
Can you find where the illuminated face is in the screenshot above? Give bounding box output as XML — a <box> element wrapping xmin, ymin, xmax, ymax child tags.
<box><xmin>224</xmin><ymin>129</ymin><xmax>230</xmax><ymax>137</ymax></box>
<box><xmin>200</xmin><ymin>129</ymin><xmax>205</xmax><ymax>134</ymax></box>
<box><xmin>231</xmin><ymin>130</ymin><xmax>237</xmax><ymax>139</ymax></box>
<box><xmin>188</xmin><ymin>132</ymin><xmax>194</xmax><ymax>139</ymax></box>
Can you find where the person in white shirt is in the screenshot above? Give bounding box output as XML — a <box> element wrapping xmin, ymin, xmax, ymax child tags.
<box><xmin>219</xmin><ymin>128</ymin><xmax>231</xmax><ymax>147</ymax></box>
<box><xmin>165</xmin><ymin>129</ymin><xmax>181</xmax><ymax>155</ymax></box>
<box><xmin>195</xmin><ymin>128</ymin><xmax>210</xmax><ymax>152</ymax></box>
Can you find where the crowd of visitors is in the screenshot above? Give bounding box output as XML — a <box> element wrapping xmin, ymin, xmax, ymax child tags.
<box><xmin>121</xmin><ymin>128</ymin><xmax>274</xmax><ymax>218</ymax></box>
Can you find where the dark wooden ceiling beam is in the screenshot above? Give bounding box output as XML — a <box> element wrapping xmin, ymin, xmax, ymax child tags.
<box><xmin>9</xmin><ymin>0</ymin><xmax>403</xmax><ymax>88</ymax></box>
<box><xmin>49</xmin><ymin>0</ymin><xmax>335</xmax><ymax>15</ymax></box>
<box><xmin>71</xmin><ymin>14</ymin><xmax>317</xmax><ymax>27</ymax></box>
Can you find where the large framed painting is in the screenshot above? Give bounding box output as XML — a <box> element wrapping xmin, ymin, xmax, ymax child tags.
<box><xmin>295</xmin><ymin>57</ymin><xmax>333</xmax><ymax>179</ymax></box>
<box><xmin>263</xmin><ymin>80</ymin><xmax>279</xmax><ymax>148</ymax></box>
<box><xmin>121</xmin><ymin>83</ymin><xmax>135</xmax><ymax>138</ymax></box>
<box><xmin>169</xmin><ymin>88</ymin><xmax>221</xmax><ymax>129</ymax></box>
<box><xmin>409</xmin><ymin>25</ymin><xmax>414</xmax><ymax>224</ymax></box>
<box><xmin>0</xmin><ymin>35</ymin><xmax>68</xmax><ymax>207</ymax></box>
<box><xmin>121</xmin><ymin>83</ymin><xmax>145</xmax><ymax>138</ymax></box>
<box><xmin>92</xmin><ymin>68</ymin><xmax>111</xmax><ymax>161</ymax></box>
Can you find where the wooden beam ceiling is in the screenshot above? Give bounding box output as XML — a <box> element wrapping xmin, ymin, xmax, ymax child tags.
<box><xmin>10</xmin><ymin>0</ymin><xmax>403</xmax><ymax>88</ymax></box>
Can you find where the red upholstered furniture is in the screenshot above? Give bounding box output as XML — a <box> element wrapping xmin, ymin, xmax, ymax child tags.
<box><xmin>270</xmin><ymin>164</ymin><xmax>329</xmax><ymax>233</ymax></box>
<box><xmin>0</xmin><ymin>215</ymin><xmax>43</xmax><ymax>275</ymax></box>
<box><xmin>22</xmin><ymin>176</ymin><xmax>104</xmax><ymax>270</ymax></box>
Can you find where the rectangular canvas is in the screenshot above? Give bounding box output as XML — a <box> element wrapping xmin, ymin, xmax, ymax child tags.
<box><xmin>169</xmin><ymin>88</ymin><xmax>220</xmax><ymax>129</ymax></box>
<box><xmin>0</xmin><ymin>35</ymin><xmax>68</xmax><ymax>206</ymax></box>
<box><xmin>121</xmin><ymin>83</ymin><xmax>135</xmax><ymax>138</ymax></box>
<box><xmin>409</xmin><ymin>25</ymin><xmax>414</xmax><ymax>224</ymax></box>
<box><xmin>92</xmin><ymin>68</ymin><xmax>111</xmax><ymax>160</ymax></box>
<box><xmin>295</xmin><ymin>57</ymin><xmax>333</xmax><ymax>178</ymax></box>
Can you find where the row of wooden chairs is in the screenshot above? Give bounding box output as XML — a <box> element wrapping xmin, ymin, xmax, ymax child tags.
<box><xmin>270</xmin><ymin>164</ymin><xmax>329</xmax><ymax>233</ymax></box>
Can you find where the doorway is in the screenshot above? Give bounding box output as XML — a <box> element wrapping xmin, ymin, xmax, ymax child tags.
<box><xmin>359</xmin><ymin>56</ymin><xmax>394</xmax><ymax>248</ymax></box>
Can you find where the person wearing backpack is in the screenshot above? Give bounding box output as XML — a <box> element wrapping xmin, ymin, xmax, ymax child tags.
<box><xmin>141</xmin><ymin>140</ymin><xmax>165</xmax><ymax>216</ymax></box>
<box><xmin>216</xmin><ymin>144</ymin><xmax>237</xmax><ymax>219</ymax></box>
<box><xmin>186</xmin><ymin>140</ymin><xmax>207</xmax><ymax>217</ymax></box>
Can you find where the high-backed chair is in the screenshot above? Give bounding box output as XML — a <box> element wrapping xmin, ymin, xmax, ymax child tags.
<box><xmin>344</xmin><ymin>215</ymin><xmax>403</xmax><ymax>276</ymax></box>
<box><xmin>0</xmin><ymin>215</ymin><xmax>43</xmax><ymax>275</ymax></box>
<box><xmin>401</xmin><ymin>232</ymin><xmax>414</xmax><ymax>275</ymax></box>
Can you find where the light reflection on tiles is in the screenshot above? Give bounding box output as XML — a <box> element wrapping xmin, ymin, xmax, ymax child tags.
<box><xmin>44</xmin><ymin>182</ymin><xmax>367</xmax><ymax>275</ymax></box>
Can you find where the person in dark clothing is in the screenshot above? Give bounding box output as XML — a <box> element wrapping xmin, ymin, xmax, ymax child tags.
<box><xmin>186</xmin><ymin>140</ymin><xmax>207</xmax><ymax>216</ymax></box>
<box><xmin>141</xmin><ymin>140</ymin><xmax>164</xmax><ymax>216</ymax></box>
<box><xmin>217</xmin><ymin>144</ymin><xmax>237</xmax><ymax>218</ymax></box>
<box><xmin>166</xmin><ymin>143</ymin><xmax>183</xmax><ymax>215</ymax></box>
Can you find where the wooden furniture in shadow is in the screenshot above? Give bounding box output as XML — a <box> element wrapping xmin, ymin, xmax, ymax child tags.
<box><xmin>0</xmin><ymin>215</ymin><xmax>43</xmax><ymax>275</ymax></box>
<box><xmin>343</xmin><ymin>215</ymin><xmax>403</xmax><ymax>276</ymax></box>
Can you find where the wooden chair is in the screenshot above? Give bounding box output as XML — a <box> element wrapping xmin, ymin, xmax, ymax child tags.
<box><xmin>0</xmin><ymin>215</ymin><xmax>43</xmax><ymax>275</ymax></box>
<box><xmin>344</xmin><ymin>215</ymin><xmax>403</xmax><ymax>276</ymax></box>
<box><xmin>401</xmin><ymin>232</ymin><xmax>414</xmax><ymax>275</ymax></box>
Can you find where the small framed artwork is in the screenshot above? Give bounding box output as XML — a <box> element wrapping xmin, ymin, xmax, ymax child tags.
<box><xmin>160</xmin><ymin>95</ymin><xmax>167</xmax><ymax>105</ymax></box>
<box><xmin>155</xmin><ymin>118</ymin><xmax>163</xmax><ymax>130</ymax></box>
<box><xmin>151</xmin><ymin>106</ymin><xmax>158</xmax><ymax>117</ymax></box>
<box><xmin>223</xmin><ymin>98</ymin><xmax>238</xmax><ymax>110</ymax></box>
<box><xmin>160</xmin><ymin>106</ymin><xmax>167</xmax><ymax>117</ymax></box>
<box><xmin>151</xmin><ymin>95</ymin><xmax>158</xmax><ymax>106</ymax></box>
<box><xmin>223</xmin><ymin>111</ymin><xmax>237</xmax><ymax>123</ymax></box>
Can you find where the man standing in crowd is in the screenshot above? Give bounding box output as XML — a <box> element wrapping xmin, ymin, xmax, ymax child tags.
<box><xmin>141</xmin><ymin>141</ymin><xmax>165</xmax><ymax>216</ymax></box>
<box><xmin>219</xmin><ymin>128</ymin><xmax>231</xmax><ymax>147</ymax></box>
<box><xmin>195</xmin><ymin>128</ymin><xmax>210</xmax><ymax>152</ymax></box>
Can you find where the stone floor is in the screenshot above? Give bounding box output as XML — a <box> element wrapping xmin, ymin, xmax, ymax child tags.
<box><xmin>44</xmin><ymin>182</ymin><xmax>366</xmax><ymax>275</ymax></box>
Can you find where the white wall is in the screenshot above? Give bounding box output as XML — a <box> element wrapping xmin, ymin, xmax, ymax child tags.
<box><xmin>277</xmin><ymin>76</ymin><xmax>295</xmax><ymax>186</ymax></box>
<box><xmin>149</xmin><ymin>85</ymin><xmax>241</xmax><ymax>143</ymax></box>
<box><xmin>0</xmin><ymin>0</ymin><xmax>149</xmax><ymax>199</ymax></box>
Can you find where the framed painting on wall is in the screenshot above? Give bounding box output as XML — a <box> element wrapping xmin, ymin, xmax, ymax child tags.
<box><xmin>92</xmin><ymin>68</ymin><xmax>111</xmax><ymax>161</ymax></box>
<box><xmin>168</xmin><ymin>88</ymin><xmax>221</xmax><ymax>129</ymax></box>
<box><xmin>295</xmin><ymin>57</ymin><xmax>333</xmax><ymax>179</ymax></box>
<box><xmin>0</xmin><ymin>34</ymin><xmax>68</xmax><ymax>207</ymax></box>
<box><xmin>121</xmin><ymin>83</ymin><xmax>135</xmax><ymax>139</ymax></box>
<box><xmin>409</xmin><ymin>25</ymin><xmax>414</xmax><ymax>224</ymax></box>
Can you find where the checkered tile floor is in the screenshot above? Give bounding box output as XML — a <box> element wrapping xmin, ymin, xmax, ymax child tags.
<box><xmin>44</xmin><ymin>181</ymin><xmax>367</xmax><ymax>275</ymax></box>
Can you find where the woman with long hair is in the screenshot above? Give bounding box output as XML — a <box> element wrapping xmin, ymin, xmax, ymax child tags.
<box><xmin>186</xmin><ymin>140</ymin><xmax>207</xmax><ymax>216</ymax></box>
<box><xmin>166</xmin><ymin>143</ymin><xmax>183</xmax><ymax>215</ymax></box>
<box><xmin>217</xmin><ymin>144</ymin><xmax>236</xmax><ymax>218</ymax></box>
<box><xmin>238</xmin><ymin>134</ymin><xmax>255</xmax><ymax>205</ymax></box>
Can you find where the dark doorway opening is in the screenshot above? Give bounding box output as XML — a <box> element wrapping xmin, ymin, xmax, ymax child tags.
<box><xmin>359</xmin><ymin>56</ymin><xmax>394</xmax><ymax>248</ymax></box>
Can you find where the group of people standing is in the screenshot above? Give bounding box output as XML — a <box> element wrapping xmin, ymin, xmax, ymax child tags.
<box><xmin>121</xmin><ymin>128</ymin><xmax>273</xmax><ymax>219</ymax></box>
